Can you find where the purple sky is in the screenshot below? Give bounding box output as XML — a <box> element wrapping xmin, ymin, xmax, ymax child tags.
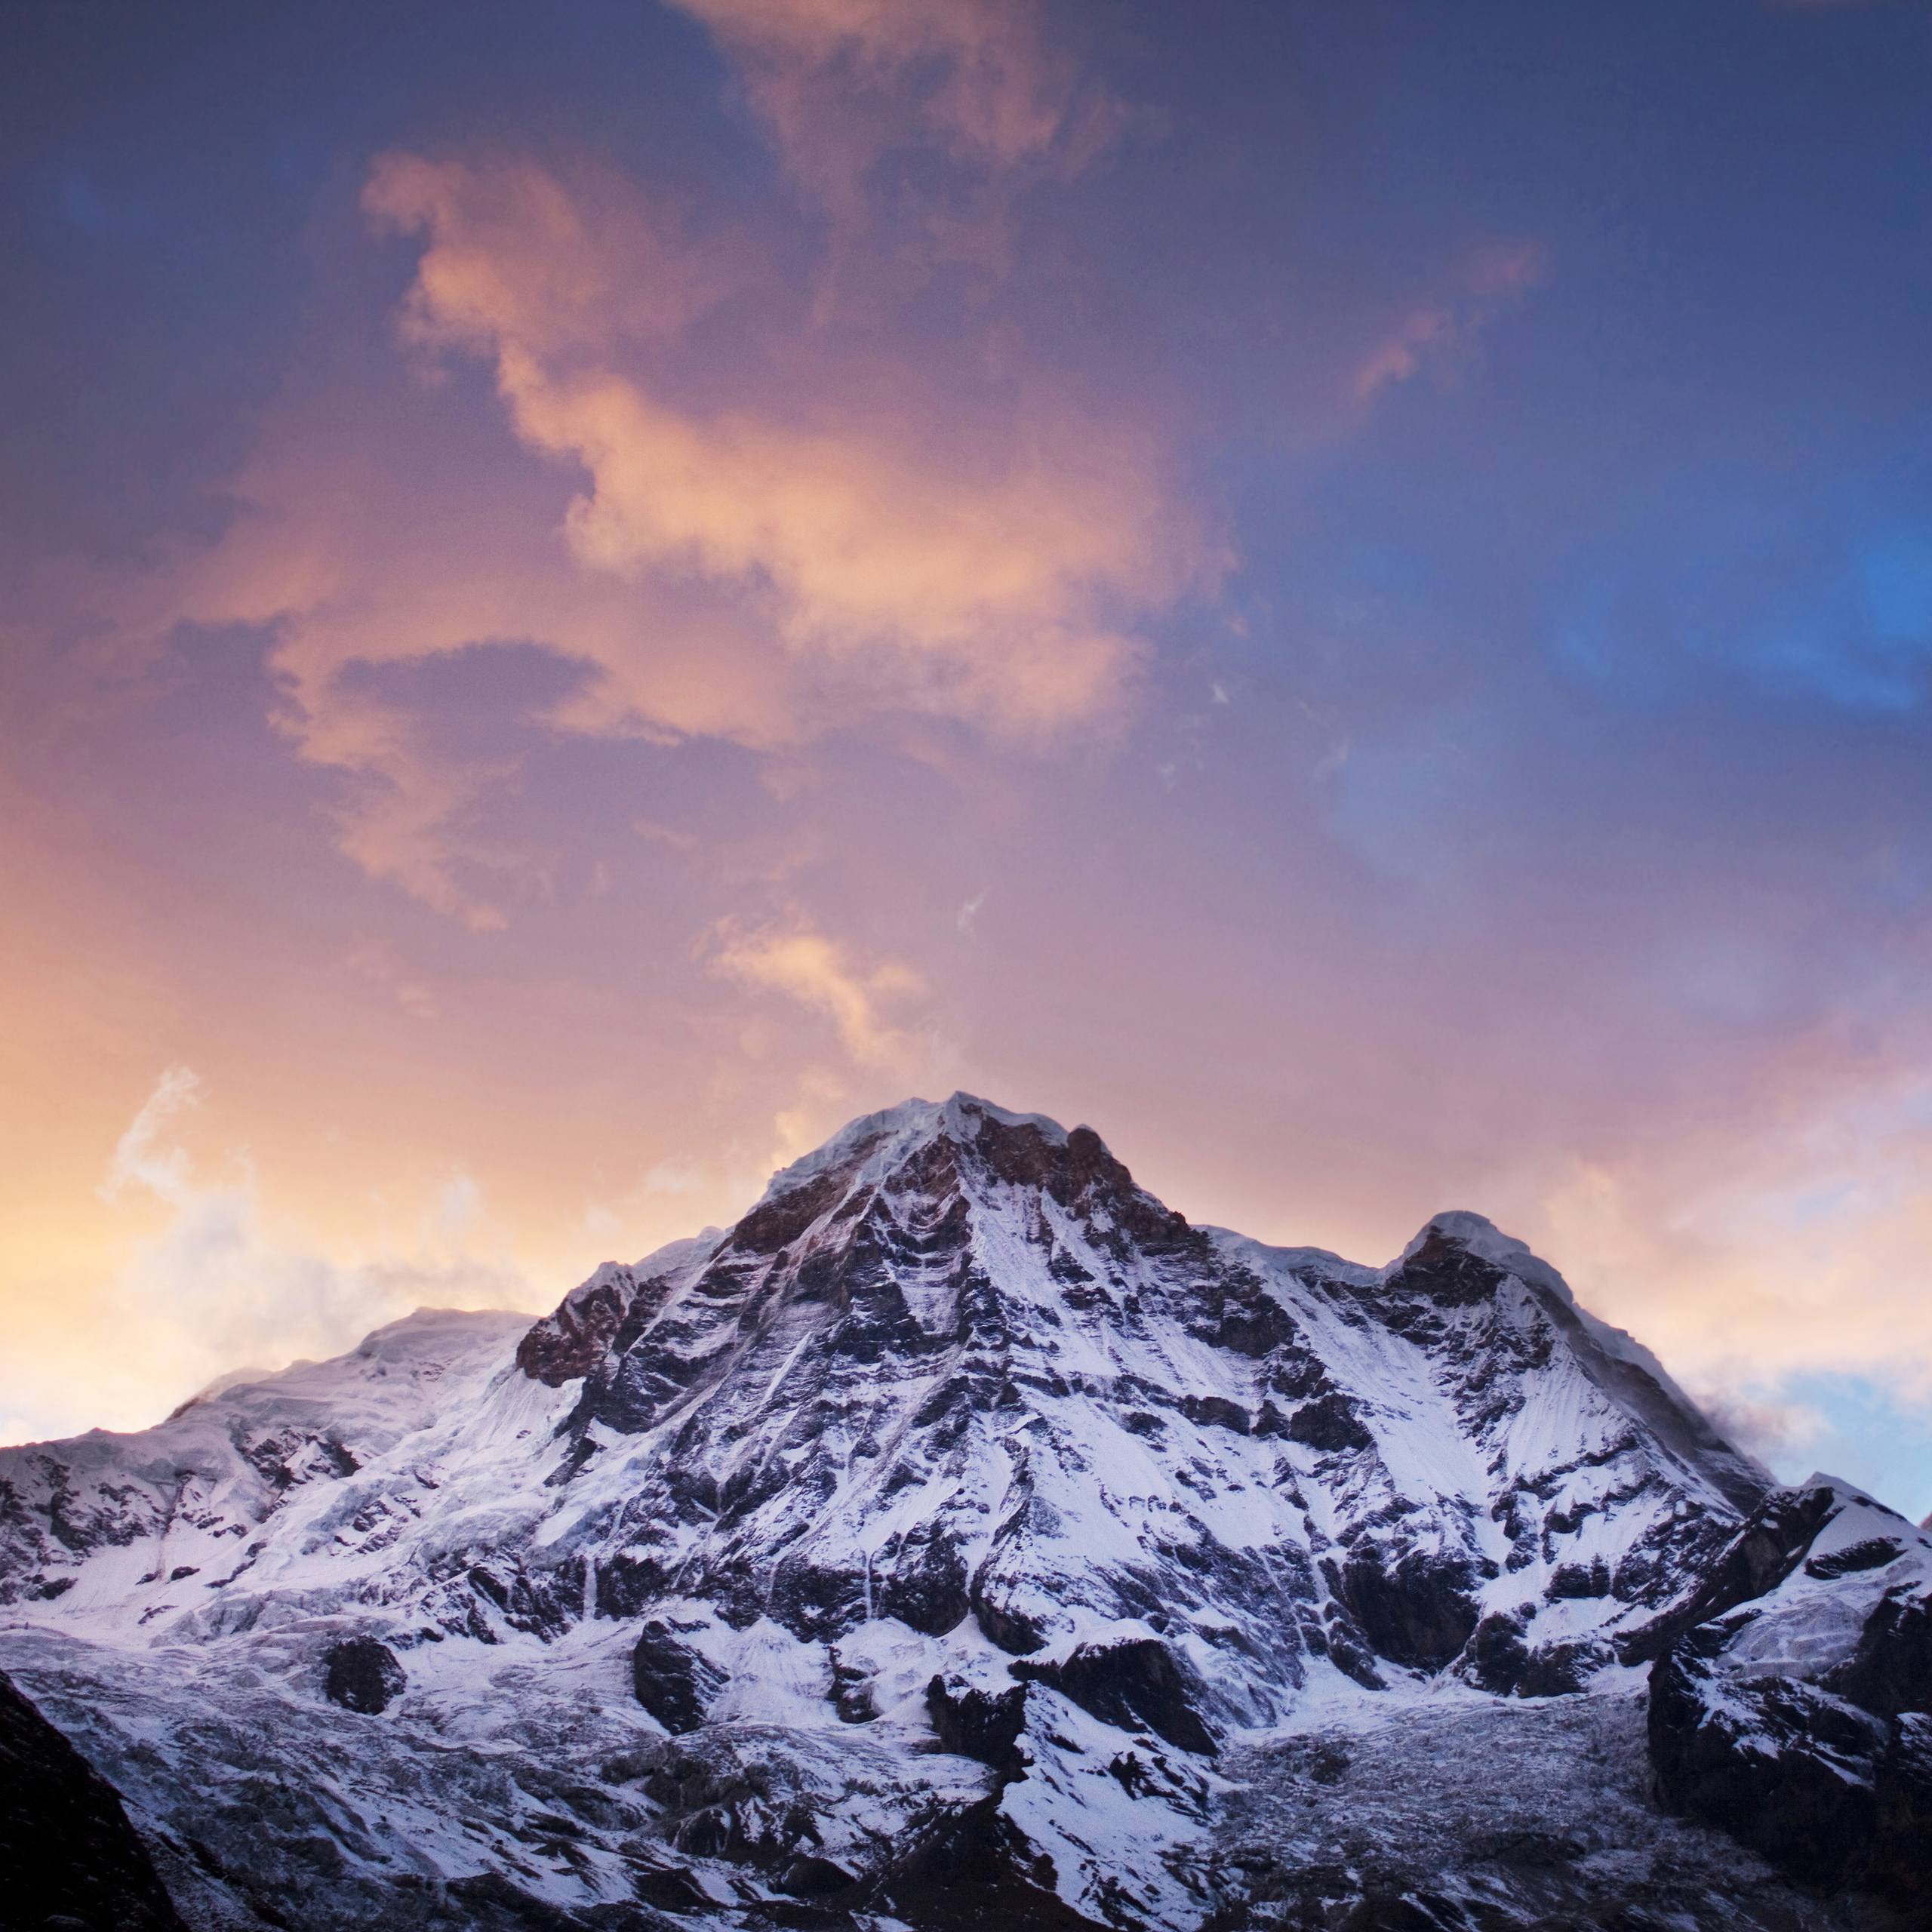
<box><xmin>6</xmin><ymin>0</ymin><xmax>1932</xmax><ymax>1513</ymax></box>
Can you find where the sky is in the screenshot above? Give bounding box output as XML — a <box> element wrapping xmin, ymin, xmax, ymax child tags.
<box><xmin>6</xmin><ymin>0</ymin><xmax>1932</xmax><ymax>1515</ymax></box>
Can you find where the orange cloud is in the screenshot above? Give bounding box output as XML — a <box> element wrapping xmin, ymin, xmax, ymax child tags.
<box><xmin>509</xmin><ymin>368</ymin><xmax>1166</xmax><ymax>733</ymax></box>
<box><xmin>1504</xmin><ymin>1042</ymin><xmax>1932</xmax><ymax>1409</ymax></box>
<box><xmin>368</xmin><ymin>150</ymin><xmax>1190</xmax><ymax>740</ymax></box>
<box><xmin>48</xmin><ymin>56</ymin><xmax>1198</xmax><ymax>934</ymax></box>
<box><xmin>100</xmin><ymin>413</ymin><xmax>809</xmax><ymax>923</ymax></box>
<box><xmin>706</xmin><ymin>914</ymin><xmax>928</xmax><ymax>1071</ymax></box>
<box><xmin>85</xmin><ymin>140</ymin><xmax>1195</xmax><ymax>928</ymax></box>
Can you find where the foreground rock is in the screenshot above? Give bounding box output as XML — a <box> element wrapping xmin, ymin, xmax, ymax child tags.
<box><xmin>0</xmin><ymin>1666</ymin><xmax>186</xmax><ymax>1931</ymax></box>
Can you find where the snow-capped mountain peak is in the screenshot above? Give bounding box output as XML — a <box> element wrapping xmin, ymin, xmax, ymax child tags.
<box><xmin>2</xmin><ymin>1098</ymin><xmax>1924</xmax><ymax>1930</ymax></box>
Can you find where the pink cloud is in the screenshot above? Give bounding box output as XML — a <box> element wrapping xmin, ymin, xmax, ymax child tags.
<box><xmin>364</xmin><ymin>151</ymin><xmax>731</xmax><ymax>360</ymax></box>
<box><xmin>73</xmin><ymin>146</ymin><xmax>1203</xmax><ymax>928</ymax></box>
<box><xmin>706</xmin><ymin>912</ymin><xmax>929</xmax><ymax>1071</ymax></box>
<box><xmin>368</xmin><ymin>146</ymin><xmax>1198</xmax><ymax>740</ymax></box>
<box><xmin>668</xmin><ymin>0</ymin><xmax>1127</xmax><ymax>202</ymax></box>
<box><xmin>1352</xmin><ymin>241</ymin><xmax>1546</xmax><ymax>405</ymax></box>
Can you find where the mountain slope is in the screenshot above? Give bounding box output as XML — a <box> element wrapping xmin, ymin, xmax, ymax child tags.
<box><xmin>0</xmin><ymin>1094</ymin><xmax>1921</xmax><ymax>1930</ymax></box>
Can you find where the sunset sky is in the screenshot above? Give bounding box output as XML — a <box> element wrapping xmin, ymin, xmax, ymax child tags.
<box><xmin>7</xmin><ymin>0</ymin><xmax>1932</xmax><ymax>1515</ymax></box>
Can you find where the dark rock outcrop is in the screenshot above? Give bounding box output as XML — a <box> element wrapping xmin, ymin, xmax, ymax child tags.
<box><xmin>1387</xmin><ymin>1225</ymin><xmax>1511</xmax><ymax>1308</ymax></box>
<box><xmin>1833</xmin><ymin>1583</ymin><xmax>1932</xmax><ymax>1718</ymax></box>
<box><xmin>0</xmin><ymin>1666</ymin><xmax>187</xmax><ymax>1930</ymax></box>
<box><xmin>1648</xmin><ymin>1644</ymin><xmax>1884</xmax><ymax>1890</ymax></box>
<box><xmin>515</xmin><ymin>1263</ymin><xmax>640</xmax><ymax>1386</ymax></box>
<box><xmin>1330</xmin><ymin>1547</ymin><xmax>1480</xmax><ymax>1674</ymax></box>
<box><xmin>632</xmin><ymin>1620</ymin><xmax>728</xmax><ymax>1734</ymax></box>
<box><xmin>322</xmin><ymin>1636</ymin><xmax>406</xmax><ymax>1714</ymax></box>
<box><xmin>1621</xmin><ymin>1482</ymin><xmax>1840</xmax><ymax>1666</ymax></box>
<box><xmin>926</xmin><ymin>1672</ymin><xmax>1029</xmax><ymax>1779</ymax></box>
<box><xmin>1284</xmin><ymin>1391</ymin><xmax>1374</xmax><ymax>1454</ymax></box>
<box><xmin>1460</xmin><ymin>1608</ymin><xmax>1531</xmax><ymax>1695</ymax></box>
<box><xmin>881</xmin><ymin>1795</ymin><xmax>1106</xmax><ymax>1931</ymax></box>
<box><xmin>1515</xmin><ymin>1636</ymin><xmax>1611</xmax><ymax>1698</ymax></box>
<box><xmin>1872</xmin><ymin>1711</ymin><xmax>1932</xmax><ymax>1909</ymax></box>
<box><xmin>1647</xmin><ymin>1536</ymin><xmax>1932</xmax><ymax>1905</ymax></box>
<box><xmin>1014</xmin><ymin>1635</ymin><xmax>1219</xmax><ymax>1756</ymax></box>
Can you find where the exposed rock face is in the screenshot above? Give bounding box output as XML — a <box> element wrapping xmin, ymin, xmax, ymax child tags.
<box><xmin>1651</xmin><ymin>1644</ymin><xmax>1885</xmax><ymax>1889</ymax></box>
<box><xmin>1620</xmin><ymin>1481</ymin><xmax>1841</xmax><ymax>1664</ymax></box>
<box><xmin>0</xmin><ymin>1093</ymin><xmax>1919</xmax><ymax>1930</ymax></box>
<box><xmin>0</xmin><ymin>1666</ymin><xmax>186</xmax><ymax>1930</ymax></box>
<box><xmin>1646</xmin><ymin>1477</ymin><xmax>1932</xmax><ymax>1909</ymax></box>
<box><xmin>323</xmin><ymin>1636</ymin><xmax>406</xmax><ymax>1714</ymax></box>
<box><xmin>927</xmin><ymin>1669</ymin><xmax>1029</xmax><ymax>1776</ymax></box>
<box><xmin>1014</xmin><ymin>1633</ymin><xmax>1220</xmax><ymax>1756</ymax></box>
<box><xmin>631</xmin><ymin>1620</ymin><xmax>727</xmax><ymax>1734</ymax></box>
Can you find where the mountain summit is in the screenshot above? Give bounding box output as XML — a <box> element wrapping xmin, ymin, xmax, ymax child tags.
<box><xmin>2</xmin><ymin>1095</ymin><xmax>1927</xmax><ymax>1929</ymax></box>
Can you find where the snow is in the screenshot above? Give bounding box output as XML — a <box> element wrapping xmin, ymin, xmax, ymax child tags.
<box><xmin>0</xmin><ymin>1095</ymin><xmax>1899</xmax><ymax>1932</ymax></box>
<box><xmin>749</xmin><ymin>1090</ymin><xmax>1068</xmax><ymax>1211</ymax></box>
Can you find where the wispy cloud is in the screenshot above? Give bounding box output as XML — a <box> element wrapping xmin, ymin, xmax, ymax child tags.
<box><xmin>371</xmin><ymin>150</ymin><xmax>728</xmax><ymax>358</ymax></box>
<box><xmin>1352</xmin><ymin>242</ymin><xmax>1546</xmax><ymax>405</ymax></box>
<box><xmin>72</xmin><ymin>1068</ymin><xmax>531</xmax><ymax>1421</ymax></box>
<box><xmin>1524</xmin><ymin>1059</ymin><xmax>1932</xmax><ymax>1417</ymax></box>
<box><xmin>667</xmin><ymin>0</ymin><xmax>1132</xmax><ymax>219</ymax></box>
<box><xmin>100</xmin><ymin>1063</ymin><xmax>202</xmax><ymax>1205</ymax></box>
<box><xmin>89</xmin><ymin>138</ymin><xmax>1200</xmax><ymax>931</ymax></box>
<box><xmin>706</xmin><ymin>914</ymin><xmax>928</xmax><ymax>1070</ymax></box>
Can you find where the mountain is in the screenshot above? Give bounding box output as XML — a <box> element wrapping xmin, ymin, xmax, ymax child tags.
<box><xmin>1</xmin><ymin>1093</ymin><xmax>1927</xmax><ymax>1930</ymax></box>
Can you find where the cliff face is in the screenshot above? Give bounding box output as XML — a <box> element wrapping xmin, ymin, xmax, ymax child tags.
<box><xmin>0</xmin><ymin>1094</ymin><xmax>1924</xmax><ymax>1930</ymax></box>
<box><xmin>0</xmin><ymin>1666</ymin><xmax>186</xmax><ymax>1932</ymax></box>
<box><xmin>1647</xmin><ymin>1477</ymin><xmax>1932</xmax><ymax>1909</ymax></box>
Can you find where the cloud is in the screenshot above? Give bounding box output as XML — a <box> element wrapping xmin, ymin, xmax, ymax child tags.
<box><xmin>515</xmin><ymin>371</ymin><xmax>1165</xmax><ymax>728</ymax></box>
<box><xmin>1687</xmin><ymin>1386</ymin><xmax>1827</xmax><ymax>1467</ymax></box>
<box><xmin>363</xmin><ymin>150</ymin><xmax>728</xmax><ymax>360</ymax></box>
<box><xmin>86</xmin><ymin>1069</ymin><xmax>531</xmax><ymax>1411</ymax></box>
<box><xmin>1520</xmin><ymin>1057</ymin><xmax>1932</xmax><ymax>1421</ymax></box>
<box><xmin>154</xmin><ymin>460</ymin><xmax>800</xmax><ymax>925</ymax></box>
<box><xmin>371</xmin><ymin>150</ymin><xmax>1186</xmax><ymax>735</ymax></box>
<box><xmin>667</xmin><ymin>0</ymin><xmax>1129</xmax><ymax>215</ymax></box>
<box><xmin>1352</xmin><ymin>242</ymin><xmax>1545</xmax><ymax>405</ymax></box>
<box><xmin>430</xmin><ymin>1171</ymin><xmax>484</xmax><ymax>1241</ymax></box>
<box><xmin>100</xmin><ymin>1063</ymin><xmax>202</xmax><ymax>1204</ymax></box>
<box><xmin>78</xmin><ymin>143</ymin><xmax>1198</xmax><ymax>930</ymax></box>
<box><xmin>706</xmin><ymin>914</ymin><xmax>928</xmax><ymax>1069</ymax></box>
